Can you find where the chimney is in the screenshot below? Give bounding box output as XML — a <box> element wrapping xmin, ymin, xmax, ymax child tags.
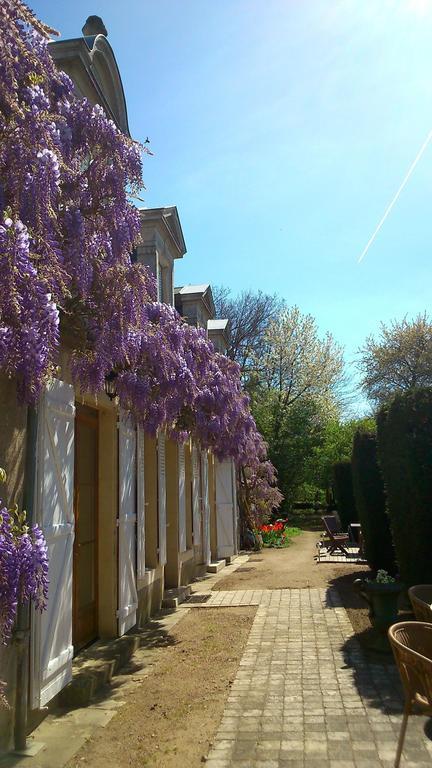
<box><xmin>82</xmin><ymin>15</ymin><xmax>108</xmax><ymax>37</ymax></box>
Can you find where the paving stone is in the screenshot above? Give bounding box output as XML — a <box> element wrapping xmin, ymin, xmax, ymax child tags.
<box><xmin>204</xmin><ymin>587</ymin><xmax>431</xmax><ymax>767</ymax></box>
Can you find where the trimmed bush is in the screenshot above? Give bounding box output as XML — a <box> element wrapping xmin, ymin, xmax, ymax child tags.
<box><xmin>377</xmin><ymin>388</ymin><xmax>432</xmax><ymax>586</ymax></box>
<box><xmin>351</xmin><ymin>428</ymin><xmax>396</xmax><ymax>574</ymax></box>
<box><xmin>332</xmin><ymin>461</ymin><xmax>357</xmax><ymax>529</ymax></box>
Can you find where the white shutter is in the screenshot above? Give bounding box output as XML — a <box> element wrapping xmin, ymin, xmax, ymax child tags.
<box><xmin>201</xmin><ymin>452</ymin><xmax>211</xmax><ymax>566</ymax></box>
<box><xmin>118</xmin><ymin>413</ymin><xmax>138</xmax><ymax>636</ymax></box>
<box><xmin>136</xmin><ymin>426</ymin><xmax>145</xmax><ymax>579</ymax></box>
<box><xmin>231</xmin><ymin>460</ymin><xmax>239</xmax><ymax>554</ymax></box>
<box><xmin>31</xmin><ymin>379</ymin><xmax>75</xmax><ymax>708</ymax></box>
<box><xmin>216</xmin><ymin>459</ymin><xmax>236</xmax><ymax>559</ymax></box>
<box><xmin>158</xmin><ymin>432</ymin><xmax>167</xmax><ymax>566</ymax></box>
<box><xmin>178</xmin><ymin>444</ymin><xmax>186</xmax><ymax>553</ymax></box>
<box><xmin>192</xmin><ymin>445</ymin><xmax>201</xmax><ymax>547</ymax></box>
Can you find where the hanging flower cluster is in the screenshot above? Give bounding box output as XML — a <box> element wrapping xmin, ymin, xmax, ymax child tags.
<box><xmin>0</xmin><ymin>490</ymin><xmax>49</xmax><ymax>644</ymax></box>
<box><xmin>0</xmin><ymin>1</ymin><xmax>281</xmax><ymax>510</ymax></box>
<box><xmin>0</xmin><ymin>0</ymin><xmax>149</xmax><ymax>401</ymax></box>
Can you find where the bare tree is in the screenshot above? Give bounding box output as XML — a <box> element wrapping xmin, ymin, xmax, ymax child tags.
<box><xmin>212</xmin><ymin>286</ymin><xmax>283</xmax><ymax>375</ymax></box>
<box><xmin>359</xmin><ymin>313</ymin><xmax>432</xmax><ymax>405</ymax></box>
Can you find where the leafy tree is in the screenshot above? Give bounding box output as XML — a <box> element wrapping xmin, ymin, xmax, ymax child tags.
<box><xmin>212</xmin><ymin>286</ymin><xmax>283</xmax><ymax>376</ymax></box>
<box><xmin>332</xmin><ymin>461</ymin><xmax>357</xmax><ymax>527</ymax></box>
<box><xmin>255</xmin><ymin>306</ymin><xmax>344</xmax><ymax>409</ymax></box>
<box><xmin>252</xmin><ymin>390</ymin><xmax>336</xmax><ymax>508</ymax></box>
<box><xmin>359</xmin><ymin>313</ymin><xmax>432</xmax><ymax>405</ymax></box>
<box><xmin>307</xmin><ymin>416</ymin><xmax>375</xmax><ymax>492</ymax></box>
<box><xmin>247</xmin><ymin>306</ymin><xmax>346</xmax><ymax>509</ymax></box>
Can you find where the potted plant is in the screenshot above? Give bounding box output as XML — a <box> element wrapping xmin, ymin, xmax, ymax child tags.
<box><xmin>355</xmin><ymin>570</ymin><xmax>404</xmax><ymax>652</ymax></box>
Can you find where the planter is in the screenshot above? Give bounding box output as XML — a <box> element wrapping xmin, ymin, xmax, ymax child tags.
<box><xmin>355</xmin><ymin>579</ymin><xmax>404</xmax><ymax>652</ymax></box>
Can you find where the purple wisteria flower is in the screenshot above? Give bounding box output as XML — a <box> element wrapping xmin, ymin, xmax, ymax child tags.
<box><xmin>0</xmin><ymin>0</ymin><xmax>282</xmax><ymax>513</ymax></box>
<box><xmin>0</xmin><ymin>502</ymin><xmax>49</xmax><ymax>645</ymax></box>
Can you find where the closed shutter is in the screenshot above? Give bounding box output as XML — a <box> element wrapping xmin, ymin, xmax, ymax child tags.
<box><xmin>178</xmin><ymin>444</ymin><xmax>186</xmax><ymax>553</ymax></box>
<box><xmin>192</xmin><ymin>445</ymin><xmax>201</xmax><ymax>546</ymax></box>
<box><xmin>31</xmin><ymin>379</ymin><xmax>75</xmax><ymax>708</ymax></box>
<box><xmin>201</xmin><ymin>451</ymin><xmax>211</xmax><ymax>566</ymax></box>
<box><xmin>231</xmin><ymin>459</ymin><xmax>239</xmax><ymax>554</ymax></box>
<box><xmin>157</xmin><ymin>432</ymin><xmax>167</xmax><ymax>565</ymax></box>
<box><xmin>136</xmin><ymin>426</ymin><xmax>145</xmax><ymax>579</ymax></box>
<box><xmin>118</xmin><ymin>413</ymin><xmax>138</xmax><ymax>636</ymax></box>
<box><xmin>216</xmin><ymin>459</ymin><xmax>236</xmax><ymax>559</ymax></box>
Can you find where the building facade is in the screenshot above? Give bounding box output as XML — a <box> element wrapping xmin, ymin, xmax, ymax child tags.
<box><xmin>0</xmin><ymin>16</ymin><xmax>239</xmax><ymax>751</ymax></box>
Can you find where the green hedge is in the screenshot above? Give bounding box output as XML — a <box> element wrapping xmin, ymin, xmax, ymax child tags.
<box><xmin>351</xmin><ymin>428</ymin><xmax>396</xmax><ymax>574</ymax></box>
<box><xmin>332</xmin><ymin>461</ymin><xmax>357</xmax><ymax>529</ymax></box>
<box><xmin>377</xmin><ymin>388</ymin><xmax>432</xmax><ymax>586</ymax></box>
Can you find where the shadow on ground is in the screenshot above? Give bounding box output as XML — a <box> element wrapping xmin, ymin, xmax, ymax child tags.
<box><xmin>325</xmin><ymin>578</ymin><xmax>432</xmax><ymax>744</ymax></box>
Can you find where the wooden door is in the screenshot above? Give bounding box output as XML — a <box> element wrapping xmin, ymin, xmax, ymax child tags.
<box><xmin>73</xmin><ymin>404</ymin><xmax>99</xmax><ymax>651</ymax></box>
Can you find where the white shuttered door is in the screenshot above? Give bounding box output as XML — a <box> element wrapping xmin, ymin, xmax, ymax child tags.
<box><xmin>118</xmin><ymin>413</ymin><xmax>138</xmax><ymax>635</ymax></box>
<box><xmin>158</xmin><ymin>433</ymin><xmax>167</xmax><ymax>565</ymax></box>
<box><xmin>136</xmin><ymin>426</ymin><xmax>146</xmax><ymax>579</ymax></box>
<box><xmin>231</xmin><ymin>460</ymin><xmax>239</xmax><ymax>554</ymax></box>
<box><xmin>216</xmin><ymin>460</ymin><xmax>236</xmax><ymax>559</ymax></box>
<box><xmin>192</xmin><ymin>445</ymin><xmax>202</xmax><ymax>558</ymax></box>
<box><xmin>178</xmin><ymin>445</ymin><xmax>186</xmax><ymax>553</ymax></box>
<box><xmin>31</xmin><ymin>379</ymin><xmax>75</xmax><ymax>708</ymax></box>
<box><xmin>201</xmin><ymin>452</ymin><xmax>211</xmax><ymax>566</ymax></box>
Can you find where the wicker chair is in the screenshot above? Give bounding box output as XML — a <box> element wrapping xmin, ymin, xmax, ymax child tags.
<box><xmin>388</xmin><ymin>622</ymin><xmax>432</xmax><ymax>767</ymax></box>
<box><xmin>409</xmin><ymin>585</ymin><xmax>432</xmax><ymax>623</ymax></box>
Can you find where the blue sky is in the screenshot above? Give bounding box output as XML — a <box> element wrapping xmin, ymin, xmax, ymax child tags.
<box><xmin>34</xmin><ymin>0</ymin><xmax>432</xmax><ymax>408</ymax></box>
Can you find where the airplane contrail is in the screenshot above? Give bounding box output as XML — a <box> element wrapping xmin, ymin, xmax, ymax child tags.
<box><xmin>358</xmin><ymin>128</ymin><xmax>432</xmax><ymax>263</ymax></box>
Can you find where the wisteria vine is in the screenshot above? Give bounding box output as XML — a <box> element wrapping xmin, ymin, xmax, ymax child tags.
<box><xmin>0</xmin><ymin>2</ymin><xmax>281</xmax><ymax>522</ymax></box>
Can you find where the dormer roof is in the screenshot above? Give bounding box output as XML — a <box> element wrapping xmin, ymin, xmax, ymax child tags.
<box><xmin>207</xmin><ymin>319</ymin><xmax>229</xmax><ymax>332</ymax></box>
<box><xmin>138</xmin><ymin>206</ymin><xmax>186</xmax><ymax>259</ymax></box>
<box><xmin>49</xmin><ymin>28</ymin><xmax>130</xmax><ymax>135</ymax></box>
<box><xmin>174</xmin><ymin>284</ymin><xmax>216</xmax><ymax>319</ymax></box>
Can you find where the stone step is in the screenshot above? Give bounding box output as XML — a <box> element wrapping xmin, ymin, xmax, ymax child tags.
<box><xmin>59</xmin><ymin>634</ymin><xmax>140</xmax><ymax>708</ymax></box>
<box><xmin>161</xmin><ymin>585</ymin><xmax>192</xmax><ymax>610</ymax></box>
<box><xmin>225</xmin><ymin>553</ymin><xmax>240</xmax><ymax>565</ymax></box>
<box><xmin>207</xmin><ymin>560</ymin><xmax>226</xmax><ymax>574</ymax></box>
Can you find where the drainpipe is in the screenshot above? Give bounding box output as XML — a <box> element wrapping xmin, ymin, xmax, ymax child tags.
<box><xmin>14</xmin><ymin>405</ymin><xmax>38</xmax><ymax>752</ymax></box>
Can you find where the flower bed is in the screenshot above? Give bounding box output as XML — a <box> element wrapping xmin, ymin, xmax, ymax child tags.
<box><xmin>258</xmin><ymin>522</ymin><xmax>301</xmax><ymax>548</ymax></box>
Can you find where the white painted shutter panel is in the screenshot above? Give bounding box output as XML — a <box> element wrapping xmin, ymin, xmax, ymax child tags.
<box><xmin>118</xmin><ymin>413</ymin><xmax>138</xmax><ymax>635</ymax></box>
<box><xmin>192</xmin><ymin>445</ymin><xmax>201</xmax><ymax>547</ymax></box>
<box><xmin>178</xmin><ymin>444</ymin><xmax>186</xmax><ymax>553</ymax></box>
<box><xmin>231</xmin><ymin>459</ymin><xmax>239</xmax><ymax>555</ymax></box>
<box><xmin>201</xmin><ymin>452</ymin><xmax>211</xmax><ymax>566</ymax></box>
<box><xmin>231</xmin><ymin>460</ymin><xmax>239</xmax><ymax>554</ymax></box>
<box><xmin>31</xmin><ymin>379</ymin><xmax>75</xmax><ymax>708</ymax></box>
<box><xmin>136</xmin><ymin>426</ymin><xmax>145</xmax><ymax>579</ymax></box>
<box><xmin>158</xmin><ymin>432</ymin><xmax>167</xmax><ymax>566</ymax></box>
<box><xmin>216</xmin><ymin>460</ymin><xmax>236</xmax><ymax>559</ymax></box>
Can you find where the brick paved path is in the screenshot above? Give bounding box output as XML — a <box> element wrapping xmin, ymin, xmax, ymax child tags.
<box><xmin>202</xmin><ymin>588</ymin><xmax>432</xmax><ymax>767</ymax></box>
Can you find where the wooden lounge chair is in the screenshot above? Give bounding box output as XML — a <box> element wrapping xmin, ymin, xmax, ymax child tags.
<box><xmin>321</xmin><ymin>515</ymin><xmax>350</xmax><ymax>556</ymax></box>
<box><xmin>409</xmin><ymin>585</ymin><xmax>432</xmax><ymax>623</ymax></box>
<box><xmin>388</xmin><ymin>621</ymin><xmax>432</xmax><ymax>767</ymax></box>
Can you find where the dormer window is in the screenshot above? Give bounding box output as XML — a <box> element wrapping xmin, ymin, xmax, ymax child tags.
<box><xmin>136</xmin><ymin>207</ymin><xmax>186</xmax><ymax>308</ymax></box>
